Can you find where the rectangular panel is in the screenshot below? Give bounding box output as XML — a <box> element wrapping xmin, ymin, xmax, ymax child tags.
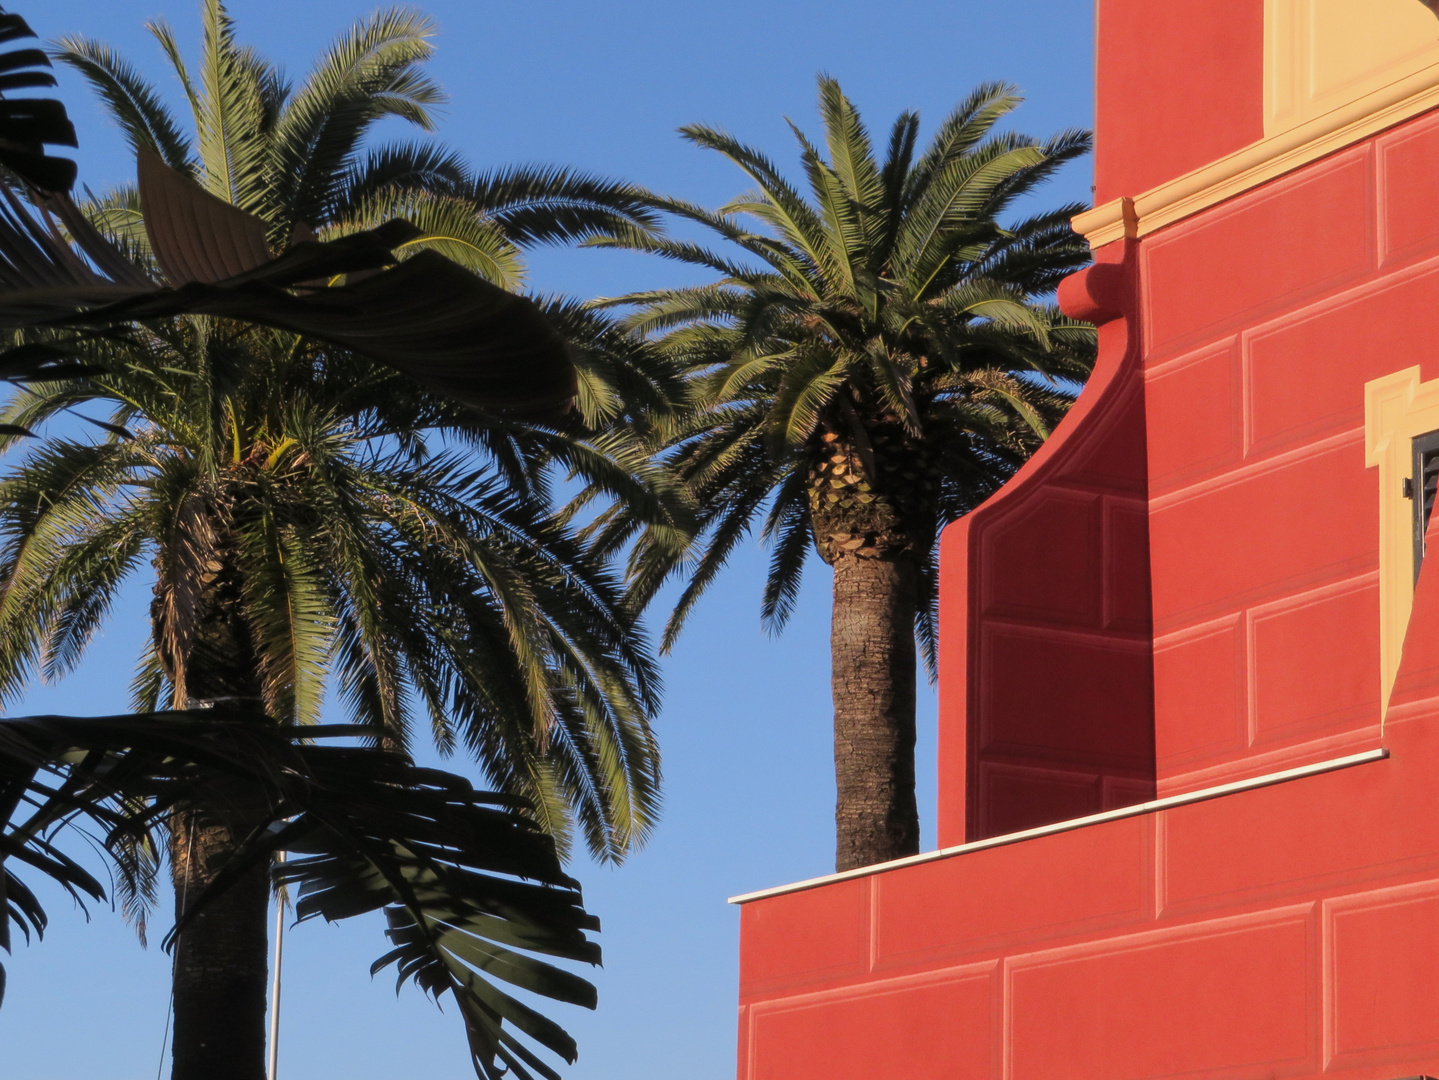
<box><xmin>1268</xmin><ymin>0</ymin><xmax>1439</xmax><ymax>134</ymax></box>
<box><xmin>977</xmin><ymin>623</ymin><xmax>1153</xmax><ymax>764</ymax></box>
<box><xmin>1379</xmin><ymin>111</ymin><xmax>1439</xmax><ymax>266</ymax></box>
<box><xmin>874</xmin><ymin>815</ymin><xmax>1150</xmax><ymax>967</ymax></box>
<box><xmin>1065</xmin><ymin>372</ymin><xmax>1150</xmax><ymax>493</ymax></box>
<box><xmin>740</xmin><ymin>879</ymin><xmax>869</xmax><ymax>998</ymax></box>
<box><xmin>1160</xmin><ymin>750</ymin><xmax>1433</xmax><ymax>914</ymax></box>
<box><xmin>1245</xmin><ymin>261</ymin><xmax>1439</xmax><ymax>456</ymax></box>
<box><xmin>979</xmin><ymin>488</ymin><xmax>1102</xmax><ymax>626</ymax></box>
<box><xmin>1143</xmin><ymin>150</ymin><xmax>1373</xmax><ymax>357</ymax></box>
<box><xmin>1327</xmin><ymin>880</ymin><xmax>1439</xmax><ymax>1068</ymax></box>
<box><xmin>977</xmin><ymin>762</ymin><xmax>1100</xmax><ymax>838</ymax></box>
<box><xmin>1146</xmin><ymin>341</ymin><xmax>1242</xmax><ymax>497</ymax></box>
<box><xmin>1008</xmin><ymin>910</ymin><xmax>1316</xmax><ymax>1080</ymax></box>
<box><xmin>749</xmin><ymin>967</ymin><xmax>995</xmax><ymax>1080</ymax></box>
<box><xmin>1149</xmin><ymin>437</ymin><xmax>1374</xmax><ymax>628</ymax></box>
<box><xmin>1154</xmin><ymin>616</ymin><xmax>1248</xmax><ymax>770</ymax></box>
<box><xmin>1250</xmin><ymin>577</ymin><xmax>1380</xmax><ymax>744</ymax></box>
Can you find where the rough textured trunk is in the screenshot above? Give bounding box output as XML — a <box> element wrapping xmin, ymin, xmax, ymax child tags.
<box><xmin>830</xmin><ymin>552</ymin><xmax>920</xmax><ymax>872</ymax></box>
<box><xmin>168</xmin><ymin>811</ymin><xmax>270</xmax><ymax>1080</ymax></box>
<box><xmin>155</xmin><ymin>524</ymin><xmax>271</xmax><ymax>1080</ymax></box>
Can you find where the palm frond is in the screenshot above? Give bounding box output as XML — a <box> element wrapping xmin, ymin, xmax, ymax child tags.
<box><xmin>0</xmin><ymin>711</ymin><xmax>601</xmax><ymax>1080</ymax></box>
<box><xmin>193</xmin><ymin>0</ymin><xmax>272</xmax><ymax>215</ymax></box>
<box><xmin>272</xmin><ymin>6</ymin><xmax>441</xmax><ymax>226</ymax></box>
<box><xmin>52</xmin><ymin>36</ymin><xmax>193</xmax><ymax>176</ymax></box>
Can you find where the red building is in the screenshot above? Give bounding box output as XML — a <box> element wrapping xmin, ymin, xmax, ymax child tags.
<box><xmin>731</xmin><ymin>3</ymin><xmax>1439</xmax><ymax>1078</ymax></box>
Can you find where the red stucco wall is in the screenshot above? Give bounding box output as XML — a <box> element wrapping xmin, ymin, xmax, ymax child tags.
<box><xmin>735</xmin><ymin>0</ymin><xmax>1439</xmax><ymax>1075</ymax></box>
<box><xmin>1094</xmin><ymin>0</ymin><xmax>1264</xmax><ymax>201</ymax></box>
<box><xmin>936</xmin><ymin>240</ymin><xmax>1155</xmax><ymax>847</ymax></box>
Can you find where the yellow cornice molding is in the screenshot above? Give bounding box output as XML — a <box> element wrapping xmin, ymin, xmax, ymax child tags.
<box><xmin>1073</xmin><ymin>59</ymin><xmax>1439</xmax><ymax>249</ymax></box>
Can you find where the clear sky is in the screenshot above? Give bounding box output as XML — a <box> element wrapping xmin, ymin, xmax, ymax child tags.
<box><xmin>0</xmin><ymin>3</ymin><xmax>1095</xmax><ymax>1078</ymax></box>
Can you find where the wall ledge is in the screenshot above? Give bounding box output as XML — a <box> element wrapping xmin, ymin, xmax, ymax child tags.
<box><xmin>1075</xmin><ymin>61</ymin><xmax>1439</xmax><ymax>247</ymax></box>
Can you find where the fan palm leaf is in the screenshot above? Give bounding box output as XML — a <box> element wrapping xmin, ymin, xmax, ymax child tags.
<box><xmin>0</xmin><ymin>709</ymin><xmax>603</xmax><ymax>1080</ymax></box>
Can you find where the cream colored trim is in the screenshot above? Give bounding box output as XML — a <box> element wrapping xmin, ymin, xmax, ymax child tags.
<box><xmin>1072</xmin><ymin>61</ymin><xmax>1439</xmax><ymax>249</ymax></box>
<box><xmin>1072</xmin><ymin>197</ymin><xmax>1135</xmax><ymax>249</ymax></box>
<box><xmin>728</xmin><ymin>748</ymin><xmax>1389</xmax><ymax>904</ymax></box>
<box><xmin>1365</xmin><ymin>367</ymin><xmax>1439</xmax><ymax>713</ymax></box>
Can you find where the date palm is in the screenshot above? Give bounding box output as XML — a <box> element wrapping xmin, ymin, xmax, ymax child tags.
<box><xmin>0</xmin><ymin>310</ymin><xmax>661</xmax><ymax>1080</ymax></box>
<box><xmin>0</xmin><ymin>5</ymin><xmax>676</xmax><ymax>1078</ymax></box>
<box><xmin>596</xmin><ymin>78</ymin><xmax>1095</xmax><ymax>872</ymax></box>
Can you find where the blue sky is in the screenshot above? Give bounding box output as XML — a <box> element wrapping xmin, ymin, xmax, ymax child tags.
<box><xmin>0</xmin><ymin>3</ymin><xmax>1095</xmax><ymax>1078</ymax></box>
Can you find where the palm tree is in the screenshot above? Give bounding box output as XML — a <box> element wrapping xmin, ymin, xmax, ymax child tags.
<box><xmin>595</xmin><ymin>78</ymin><xmax>1096</xmax><ymax>872</ymax></box>
<box><xmin>0</xmin><ymin>292</ymin><xmax>660</xmax><ymax>1080</ymax></box>
<box><xmin>0</xmin><ymin>4</ymin><xmax>679</xmax><ymax>1077</ymax></box>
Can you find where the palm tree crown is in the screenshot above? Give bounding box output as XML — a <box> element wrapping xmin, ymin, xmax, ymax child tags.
<box><xmin>56</xmin><ymin>1</ymin><xmax>656</xmax><ymax>288</ymax></box>
<box><xmin>0</xmin><ymin>317</ymin><xmax>661</xmax><ymax>855</ymax></box>
<box><xmin>596</xmin><ymin>77</ymin><xmax>1096</xmax><ymax>870</ymax></box>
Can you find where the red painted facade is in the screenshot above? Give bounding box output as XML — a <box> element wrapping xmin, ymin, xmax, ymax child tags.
<box><xmin>734</xmin><ymin>4</ymin><xmax>1439</xmax><ymax>1078</ymax></box>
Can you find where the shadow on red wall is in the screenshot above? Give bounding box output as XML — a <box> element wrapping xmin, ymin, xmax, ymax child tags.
<box><xmin>937</xmin><ymin>236</ymin><xmax>1156</xmax><ymax>846</ymax></box>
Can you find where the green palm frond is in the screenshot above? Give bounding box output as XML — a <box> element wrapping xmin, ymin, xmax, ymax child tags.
<box><xmin>328</xmin><ymin>187</ymin><xmax>524</xmax><ymax>288</ymax></box>
<box><xmin>145</xmin><ymin>19</ymin><xmax>200</xmax><ymax>118</ymax></box>
<box><xmin>273</xmin><ymin>7</ymin><xmax>442</xmax><ymax>227</ymax></box>
<box><xmin>52</xmin><ymin>36</ymin><xmax>193</xmax><ymax>173</ymax></box>
<box><xmin>336</xmin><ymin>140</ymin><xmax>470</xmax><ymax>207</ymax></box>
<box><xmin>466</xmin><ymin>164</ymin><xmax>660</xmax><ymax>247</ymax></box>
<box><xmin>194</xmin><ymin>0</ymin><xmax>272</xmax><ymax>215</ymax></box>
<box><xmin>684</xmin><ymin>123</ymin><xmax>838</xmax><ymax>281</ymax></box>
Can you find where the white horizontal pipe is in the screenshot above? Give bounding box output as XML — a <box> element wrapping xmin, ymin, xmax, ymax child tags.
<box><xmin>728</xmin><ymin>747</ymin><xmax>1390</xmax><ymax>905</ymax></box>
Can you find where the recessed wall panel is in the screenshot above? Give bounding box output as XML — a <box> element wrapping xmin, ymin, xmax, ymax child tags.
<box><xmin>749</xmin><ymin>968</ymin><xmax>995</xmax><ymax>1080</ymax></box>
<box><xmin>1008</xmin><ymin>911</ymin><xmax>1316</xmax><ymax>1080</ymax></box>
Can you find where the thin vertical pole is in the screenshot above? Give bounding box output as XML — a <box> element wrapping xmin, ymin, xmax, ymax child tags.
<box><xmin>267</xmin><ymin>851</ymin><xmax>286</xmax><ymax>1080</ymax></box>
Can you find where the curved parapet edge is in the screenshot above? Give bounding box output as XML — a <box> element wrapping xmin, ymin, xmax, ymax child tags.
<box><xmin>936</xmin><ymin>239</ymin><xmax>1155</xmax><ymax>847</ymax></box>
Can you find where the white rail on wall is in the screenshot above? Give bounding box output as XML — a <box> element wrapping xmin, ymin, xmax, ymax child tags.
<box><xmin>728</xmin><ymin>747</ymin><xmax>1390</xmax><ymax>904</ymax></box>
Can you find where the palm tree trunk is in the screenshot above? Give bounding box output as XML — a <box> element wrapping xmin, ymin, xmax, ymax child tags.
<box><xmin>830</xmin><ymin>551</ymin><xmax>920</xmax><ymax>872</ymax></box>
<box><xmin>157</xmin><ymin>560</ymin><xmax>271</xmax><ymax>1080</ymax></box>
<box><xmin>169</xmin><ymin>811</ymin><xmax>270</xmax><ymax>1080</ymax></box>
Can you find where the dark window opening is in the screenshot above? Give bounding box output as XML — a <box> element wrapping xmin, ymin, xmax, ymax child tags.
<box><xmin>1410</xmin><ymin>429</ymin><xmax>1439</xmax><ymax>582</ymax></box>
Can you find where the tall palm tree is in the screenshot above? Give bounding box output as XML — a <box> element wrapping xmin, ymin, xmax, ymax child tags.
<box><xmin>0</xmin><ymin>5</ymin><xmax>679</xmax><ymax>1078</ymax></box>
<box><xmin>0</xmin><ymin>297</ymin><xmax>660</xmax><ymax>1080</ymax></box>
<box><xmin>595</xmin><ymin>78</ymin><xmax>1096</xmax><ymax>872</ymax></box>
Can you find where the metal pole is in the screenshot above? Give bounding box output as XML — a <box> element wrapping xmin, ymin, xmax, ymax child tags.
<box><xmin>266</xmin><ymin>851</ymin><xmax>287</xmax><ymax>1080</ymax></box>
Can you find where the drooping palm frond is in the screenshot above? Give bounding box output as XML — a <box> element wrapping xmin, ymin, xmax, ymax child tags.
<box><xmin>51</xmin><ymin>34</ymin><xmax>193</xmax><ymax>174</ymax></box>
<box><xmin>0</xmin><ymin>156</ymin><xmax>576</xmax><ymax>414</ymax></box>
<box><xmin>0</xmin><ymin>710</ymin><xmax>600</xmax><ymax>1080</ymax></box>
